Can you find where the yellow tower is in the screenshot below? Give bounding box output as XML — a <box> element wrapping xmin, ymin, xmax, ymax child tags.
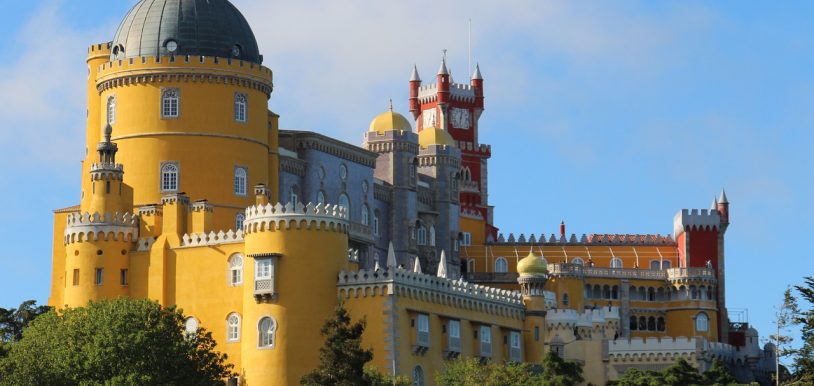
<box><xmin>241</xmin><ymin>195</ymin><xmax>350</xmax><ymax>385</ymax></box>
<box><xmin>516</xmin><ymin>251</ymin><xmax>550</xmax><ymax>363</ymax></box>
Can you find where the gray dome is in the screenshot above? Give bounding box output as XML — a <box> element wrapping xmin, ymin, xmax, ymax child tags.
<box><xmin>111</xmin><ymin>0</ymin><xmax>262</xmax><ymax>64</ymax></box>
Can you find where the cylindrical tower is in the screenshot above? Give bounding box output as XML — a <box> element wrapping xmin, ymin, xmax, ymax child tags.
<box><xmin>516</xmin><ymin>251</ymin><xmax>550</xmax><ymax>363</ymax></box>
<box><xmin>84</xmin><ymin>0</ymin><xmax>274</xmax><ymax>232</ymax></box>
<box><xmin>241</xmin><ymin>199</ymin><xmax>349</xmax><ymax>385</ymax></box>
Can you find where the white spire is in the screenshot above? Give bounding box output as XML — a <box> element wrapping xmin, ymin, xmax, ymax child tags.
<box><xmin>719</xmin><ymin>189</ymin><xmax>729</xmax><ymax>204</ymax></box>
<box><xmin>386</xmin><ymin>241</ymin><xmax>397</xmax><ymax>268</ymax></box>
<box><xmin>412</xmin><ymin>256</ymin><xmax>422</xmax><ymax>273</ymax></box>
<box><xmin>471</xmin><ymin>63</ymin><xmax>483</xmax><ymax>80</ymax></box>
<box><xmin>410</xmin><ymin>64</ymin><xmax>421</xmax><ymax>82</ymax></box>
<box><xmin>436</xmin><ymin>250</ymin><xmax>448</xmax><ymax>278</ymax></box>
<box><xmin>711</xmin><ymin>196</ymin><xmax>719</xmax><ymax>210</ymax></box>
<box><xmin>438</xmin><ymin>51</ymin><xmax>449</xmax><ymax>75</ymax></box>
<box><xmin>374</xmin><ymin>260</ymin><xmax>381</xmax><ymax>271</ymax></box>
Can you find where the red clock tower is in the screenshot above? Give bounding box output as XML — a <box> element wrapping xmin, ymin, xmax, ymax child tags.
<box><xmin>409</xmin><ymin>58</ymin><xmax>497</xmax><ymax>241</ymax></box>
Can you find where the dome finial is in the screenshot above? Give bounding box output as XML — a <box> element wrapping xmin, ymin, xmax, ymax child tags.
<box><xmin>388</xmin><ymin>99</ymin><xmax>393</xmax><ymax>112</ymax></box>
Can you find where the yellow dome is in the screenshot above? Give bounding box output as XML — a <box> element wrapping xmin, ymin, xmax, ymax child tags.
<box><xmin>517</xmin><ymin>252</ymin><xmax>548</xmax><ymax>276</ymax></box>
<box><xmin>369</xmin><ymin>110</ymin><xmax>413</xmax><ymax>134</ymax></box>
<box><xmin>418</xmin><ymin>128</ymin><xmax>456</xmax><ymax>148</ymax></box>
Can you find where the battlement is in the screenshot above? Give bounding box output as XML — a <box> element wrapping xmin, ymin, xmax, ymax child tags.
<box><xmin>363</xmin><ymin>130</ymin><xmax>420</xmax><ymax>154</ymax></box>
<box><xmin>89</xmin><ymin>163</ymin><xmax>124</xmax><ymax>181</ymax></box>
<box><xmin>417</xmin><ymin>81</ymin><xmax>477</xmax><ymax>103</ymax></box>
<box><xmin>87</xmin><ymin>42</ymin><xmax>112</xmax><ymax>58</ymax></box>
<box><xmin>673</xmin><ymin>209</ymin><xmax>720</xmax><ymax>237</ymax></box>
<box><xmin>608</xmin><ymin>336</ymin><xmax>699</xmax><ymax>358</ymax></box>
<box><xmin>244</xmin><ymin>202</ymin><xmax>348</xmax><ymax>233</ymax></box>
<box><xmin>457</xmin><ymin>141</ymin><xmax>492</xmax><ymax>156</ymax></box>
<box><xmin>64</xmin><ymin>212</ymin><xmax>138</xmax><ymax>244</ymax></box>
<box><xmin>180</xmin><ymin>229</ymin><xmax>244</xmax><ymax>248</ymax></box>
<box><xmin>495</xmin><ymin>233</ymin><xmax>675</xmax><ymax>246</ymax></box>
<box><xmin>337</xmin><ymin>268</ymin><xmax>524</xmax><ymax>318</ymax></box>
<box><xmin>96</xmin><ymin>54</ymin><xmax>273</xmax><ymax>96</ymax></box>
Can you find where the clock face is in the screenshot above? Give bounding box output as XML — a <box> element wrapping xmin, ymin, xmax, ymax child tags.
<box><xmin>451</xmin><ymin>108</ymin><xmax>471</xmax><ymax>129</ymax></box>
<box><xmin>166</xmin><ymin>40</ymin><xmax>178</xmax><ymax>53</ymax></box>
<box><xmin>422</xmin><ymin>108</ymin><xmax>437</xmax><ymax>128</ymax></box>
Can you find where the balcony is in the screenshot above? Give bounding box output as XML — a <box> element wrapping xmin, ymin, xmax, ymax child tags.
<box><xmin>254</xmin><ymin>279</ymin><xmax>276</xmax><ymax>301</ymax></box>
<box><xmin>666</xmin><ymin>267</ymin><xmax>716</xmax><ymax>282</ymax></box>
<box><xmin>464</xmin><ymin>272</ymin><xmax>519</xmax><ymax>284</ymax></box>
<box><xmin>348</xmin><ymin>222</ymin><xmax>374</xmax><ymax>243</ymax></box>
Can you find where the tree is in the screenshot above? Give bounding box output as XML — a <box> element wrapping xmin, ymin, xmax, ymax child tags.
<box><xmin>0</xmin><ymin>300</ymin><xmax>50</xmax><ymax>343</ymax></box>
<box><xmin>0</xmin><ymin>298</ymin><xmax>233</xmax><ymax>386</ymax></box>
<box><xmin>363</xmin><ymin>365</ymin><xmax>411</xmax><ymax>386</ymax></box>
<box><xmin>436</xmin><ymin>357</ymin><xmax>490</xmax><ymax>386</ymax></box>
<box><xmin>436</xmin><ymin>352</ymin><xmax>584</xmax><ymax>386</ymax></box>
<box><xmin>770</xmin><ymin>287</ymin><xmax>799</xmax><ymax>385</ymax></box>
<box><xmin>610</xmin><ymin>358</ymin><xmax>746</xmax><ymax>386</ymax></box>
<box><xmin>703</xmin><ymin>359</ymin><xmax>739</xmax><ymax>386</ymax></box>
<box><xmin>791</xmin><ymin>277</ymin><xmax>814</xmax><ymax>384</ymax></box>
<box><xmin>538</xmin><ymin>351</ymin><xmax>584</xmax><ymax>386</ymax></box>
<box><xmin>301</xmin><ymin>303</ymin><xmax>374</xmax><ymax>386</ymax></box>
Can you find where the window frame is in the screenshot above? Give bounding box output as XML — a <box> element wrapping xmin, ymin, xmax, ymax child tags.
<box><xmin>695</xmin><ymin>312</ymin><xmax>709</xmax><ymax>332</ymax></box>
<box><xmin>185</xmin><ymin>317</ymin><xmax>199</xmax><ymax>335</ymax></box>
<box><xmin>227</xmin><ymin>313</ymin><xmax>241</xmax><ymax>342</ymax></box>
<box><xmin>160</xmin><ymin>162</ymin><xmax>180</xmax><ymax>192</ymax></box>
<box><xmin>94</xmin><ymin>268</ymin><xmax>103</xmax><ymax>286</ymax></box>
<box><xmin>233</xmin><ymin>166</ymin><xmax>248</xmax><ymax>196</ymax></box>
<box><xmin>106</xmin><ymin>95</ymin><xmax>116</xmax><ymax>124</ymax></box>
<box><xmin>361</xmin><ymin>204</ymin><xmax>370</xmax><ymax>226</ymax></box>
<box><xmin>228</xmin><ymin>253</ymin><xmax>244</xmax><ymax>286</ymax></box>
<box><xmin>160</xmin><ymin>88</ymin><xmax>180</xmax><ymax>119</ymax></box>
<box><xmin>258</xmin><ymin>316</ymin><xmax>277</xmax><ymax>349</ymax></box>
<box><xmin>494</xmin><ymin>257</ymin><xmax>508</xmax><ymax>273</ymax></box>
<box><xmin>235</xmin><ymin>213</ymin><xmax>245</xmax><ymax>231</ymax></box>
<box><xmin>120</xmin><ymin>269</ymin><xmax>128</xmax><ymax>286</ymax></box>
<box><xmin>234</xmin><ymin>92</ymin><xmax>248</xmax><ymax>123</ymax></box>
<box><xmin>610</xmin><ymin>257</ymin><xmax>623</xmax><ymax>269</ymax></box>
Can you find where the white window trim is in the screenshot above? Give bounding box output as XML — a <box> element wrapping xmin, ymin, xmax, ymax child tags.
<box><xmin>495</xmin><ymin>257</ymin><xmax>508</xmax><ymax>273</ymax></box>
<box><xmin>227</xmin><ymin>313</ymin><xmax>241</xmax><ymax>342</ymax></box>
<box><xmin>695</xmin><ymin>312</ymin><xmax>709</xmax><ymax>332</ymax></box>
<box><xmin>160</xmin><ymin>161</ymin><xmax>180</xmax><ymax>192</ymax></box>
<box><xmin>234</xmin><ymin>166</ymin><xmax>248</xmax><ymax>196</ymax></box>
<box><xmin>228</xmin><ymin>253</ymin><xmax>244</xmax><ymax>286</ymax></box>
<box><xmin>258</xmin><ymin>316</ymin><xmax>277</xmax><ymax>349</ymax></box>
<box><xmin>185</xmin><ymin>317</ymin><xmax>199</xmax><ymax>335</ymax></box>
<box><xmin>234</xmin><ymin>92</ymin><xmax>248</xmax><ymax>123</ymax></box>
<box><xmin>106</xmin><ymin>95</ymin><xmax>116</xmax><ymax>124</ymax></box>
<box><xmin>235</xmin><ymin>213</ymin><xmax>246</xmax><ymax>232</ymax></box>
<box><xmin>160</xmin><ymin>88</ymin><xmax>180</xmax><ymax>119</ymax></box>
<box><xmin>462</xmin><ymin>232</ymin><xmax>472</xmax><ymax>246</ymax></box>
<box><xmin>255</xmin><ymin>259</ymin><xmax>273</xmax><ymax>280</ymax></box>
<box><xmin>361</xmin><ymin>204</ymin><xmax>370</xmax><ymax>226</ymax></box>
<box><xmin>571</xmin><ymin>257</ymin><xmax>584</xmax><ymax>265</ymax></box>
<box><xmin>610</xmin><ymin>257</ymin><xmax>623</xmax><ymax>269</ymax></box>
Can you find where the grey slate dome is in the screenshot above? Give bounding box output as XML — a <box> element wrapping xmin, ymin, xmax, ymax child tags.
<box><xmin>111</xmin><ymin>0</ymin><xmax>262</xmax><ymax>64</ymax></box>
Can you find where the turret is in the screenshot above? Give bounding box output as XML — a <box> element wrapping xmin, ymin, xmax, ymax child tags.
<box><xmin>409</xmin><ymin>65</ymin><xmax>421</xmax><ymax>120</ymax></box>
<box><xmin>717</xmin><ymin>189</ymin><xmax>729</xmax><ymax>230</ymax></box>
<box><xmin>241</xmin><ymin>202</ymin><xmax>349</xmax><ymax>384</ymax></box>
<box><xmin>471</xmin><ymin>63</ymin><xmax>484</xmax><ymax>110</ymax></box>
<box><xmin>516</xmin><ymin>251</ymin><xmax>549</xmax><ymax>362</ymax></box>
<box><xmin>437</xmin><ymin>57</ymin><xmax>450</xmax><ymax>109</ymax></box>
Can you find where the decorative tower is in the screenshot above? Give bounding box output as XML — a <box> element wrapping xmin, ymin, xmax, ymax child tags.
<box><xmin>410</xmin><ymin>58</ymin><xmax>495</xmax><ymax>247</ymax></box>
<box><xmin>516</xmin><ymin>251</ymin><xmax>549</xmax><ymax>363</ymax></box>
<box><xmin>61</xmin><ymin>124</ymin><xmax>137</xmax><ymax>307</ymax></box>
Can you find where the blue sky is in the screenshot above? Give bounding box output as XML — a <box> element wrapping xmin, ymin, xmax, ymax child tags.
<box><xmin>0</xmin><ymin>0</ymin><xmax>811</xmax><ymax>355</ymax></box>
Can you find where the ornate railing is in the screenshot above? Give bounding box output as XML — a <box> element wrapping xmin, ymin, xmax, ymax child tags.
<box><xmin>464</xmin><ymin>272</ymin><xmax>519</xmax><ymax>283</ymax></box>
<box><xmin>348</xmin><ymin>222</ymin><xmax>374</xmax><ymax>243</ymax></box>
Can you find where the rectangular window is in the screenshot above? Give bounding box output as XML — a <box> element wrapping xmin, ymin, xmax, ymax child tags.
<box><xmin>72</xmin><ymin>269</ymin><xmax>80</xmax><ymax>286</ymax></box>
<box><xmin>234</xmin><ymin>93</ymin><xmax>247</xmax><ymax>123</ymax></box>
<box><xmin>253</xmin><ymin>256</ymin><xmax>278</xmax><ymax>298</ymax></box>
<box><xmin>120</xmin><ymin>269</ymin><xmax>128</xmax><ymax>286</ymax></box>
<box><xmin>416</xmin><ymin>314</ymin><xmax>430</xmax><ymax>347</ymax></box>
<box><xmin>162</xmin><ymin>89</ymin><xmax>179</xmax><ymax>118</ymax></box>
<box><xmin>462</xmin><ymin>232</ymin><xmax>472</xmax><ymax>246</ymax></box>
<box><xmin>480</xmin><ymin>325</ymin><xmax>492</xmax><ymax>356</ymax></box>
<box><xmin>373</xmin><ymin>216</ymin><xmax>379</xmax><ymax>237</ymax></box>
<box><xmin>256</xmin><ymin>259</ymin><xmax>272</xmax><ymax>280</ymax></box>
<box><xmin>509</xmin><ymin>331</ymin><xmax>522</xmax><ymax>362</ymax></box>
<box><xmin>234</xmin><ymin>167</ymin><xmax>247</xmax><ymax>196</ymax></box>
<box><xmin>448</xmin><ymin>320</ymin><xmax>461</xmax><ymax>351</ymax></box>
<box><xmin>95</xmin><ymin>268</ymin><xmax>103</xmax><ymax>286</ymax></box>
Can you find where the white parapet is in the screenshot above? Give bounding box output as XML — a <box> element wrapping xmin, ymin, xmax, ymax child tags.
<box><xmin>244</xmin><ymin>202</ymin><xmax>348</xmax><ymax>233</ymax></box>
<box><xmin>64</xmin><ymin>212</ymin><xmax>138</xmax><ymax>244</ymax></box>
<box><xmin>674</xmin><ymin>209</ymin><xmax>720</xmax><ymax>238</ymax></box>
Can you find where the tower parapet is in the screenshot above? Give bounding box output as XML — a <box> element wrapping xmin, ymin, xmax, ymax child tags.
<box><xmin>64</xmin><ymin>212</ymin><xmax>138</xmax><ymax>244</ymax></box>
<box><xmin>244</xmin><ymin>202</ymin><xmax>348</xmax><ymax>233</ymax></box>
<box><xmin>673</xmin><ymin>209</ymin><xmax>720</xmax><ymax>238</ymax></box>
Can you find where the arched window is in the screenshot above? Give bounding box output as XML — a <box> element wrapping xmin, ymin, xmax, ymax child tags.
<box><xmin>638</xmin><ymin>287</ymin><xmax>646</xmax><ymax>301</ymax></box>
<box><xmin>258</xmin><ymin>317</ymin><xmax>277</xmax><ymax>348</ymax></box>
<box><xmin>234</xmin><ymin>93</ymin><xmax>247</xmax><ymax>123</ymax></box>
<box><xmin>429</xmin><ymin>225</ymin><xmax>436</xmax><ymax>246</ymax></box>
<box><xmin>690</xmin><ymin>285</ymin><xmax>698</xmax><ymax>300</ymax></box>
<box><xmin>291</xmin><ymin>186</ymin><xmax>301</xmax><ymax>205</ymax></box>
<box><xmin>338</xmin><ymin>193</ymin><xmax>350</xmax><ymax>211</ymax></box>
<box><xmin>647</xmin><ymin>317</ymin><xmax>656</xmax><ymax>331</ymax></box>
<box><xmin>227</xmin><ymin>313</ymin><xmax>241</xmax><ymax>342</ymax></box>
<box><xmin>638</xmin><ymin>316</ymin><xmax>646</xmax><ymax>331</ymax></box>
<box><xmin>494</xmin><ymin>257</ymin><xmax>508</xmax><ymax>273</ymax></box>
<box><xmin>612</xmin><ymin>285</ymin><xmax>619</xmax><ymax>299</ymax></box>
<box><xmin>234</xmin><ymin>167</ymin><xmax>247</xmax><ymax>196</ymax></box>
<box><xmin>648</xmin><ymin>287</ymin><xmax>656</xmax><ymax>301</ymax></box>
<box><xmin>184</xmin><ymin>317</ymin><xmax>199</xmax><ymax>335</ymax></box>
<box><xmin>657</xmin><ymin>317</ymin><xmax>665</xmax><ymax>332</ymax></box>
<box><xmin>228</xmin><ymin>254</ymin><xmax>243</xmax><ymax>286</ymax></box>
<box><xmin>593</xmin><ymin>285</ymin><xmax>601</xmax><ymax>299</ymax></box>
<box><xmin>571</xmin><ymin>257</ymin><xmax>584</xmax><ymax>265</ymax></box>
<box><xmin>584</xmin><ymin>284</ymin><xmax>592</xmax><ymax>299</ymax></box>
<box><xmin>235</xmin><ymin>213</ymin><xmax>245</xmax><ymax>231</ymax></box>
<box><xmin>650</xmin><ymin>260</ymin><xmax>661</xmax><ymax>270</ymax></box>
<box><xmin>467</xmin><ymin>259</ymin><xmax>475</xmax><ymax>273</ymax></box>
<box><xmin>603</xmin><ymin>285</ymin><xmax>611</xmax><ymax>299</ymax></box>
<box><xmin>106</xmin><ymin>96</ymin><xmax>116</xmax><ymax>124</ymax></box>
<box><xmin>417</xmin><ymin>226</ymin><xmax>427</xmax><ymax>245</ymax></box>
<box><xmin>412</xmin><ymin>365</ymin><xmax>425</xmax><ymax>386</ymax></box>
<box><xmin>409</xmin><ymin>158</ymin><xmax>417</xmax><ymax>184</ymax></box>
<box><xmin>695</xmin><ymin>313</ymin><xmax>709</xmax><ymax>332</ymax></box>
<box><xmin>373</xmin><ymin>211</ymin><xmax>380</xmax><ymax>236</ymax></box>
<box><xmin>662</xmin><ymin>260</ymin><xmax>672</xmax><ymax>269</ymax></box>
<box><xmin>630</xmin><ymin>316</ymin><xmax>637</xmax><ymax>331</ymax></box>
<box><xmin>161</xmin><ymin>88</ymin><xmax>179</xmax><ymax>118</ymax></box>
<box><xmin>317</xmin><ymin>191</ymin><xmax>326</xmax><ymax>205</ymax></box>
<box><xmin>562</xmin><ymin>293</ymin><xmax>569</xmax><ymax>306</ymax></box>
<box><xmin>361</xmin><ymin>204</ymin><xmax>370</xmax><ymax>226</ymax></box>
<box><xmin>161</xmin><ymin>163</ymin><xmax>179</xmax><ymax>192</ymax></box>
<box><xmin>610</xmin><ymin>257</ymin><xmax>623</xmax><ymax>268</ymax></box>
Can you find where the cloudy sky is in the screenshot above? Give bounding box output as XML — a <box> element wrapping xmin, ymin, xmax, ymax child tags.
<box><xmin>0</xmin><ymin>0</ymin><xmax>811</xmax><ymax>354</ymax></box>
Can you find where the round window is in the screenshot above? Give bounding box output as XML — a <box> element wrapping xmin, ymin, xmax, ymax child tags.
<box><xmin>339</xmin><ymin>164</ymin><xmax>348</xmax><ymax>180</ymax></box>
<box><xmin>231</xmin><ymin>45</ymin><xmax>242</xmax><ymax>57</ymax></box>
<box><xmin>165</xmin><ymin>40</ymin><xmax>178</xmax><ymax>53</ymax></box>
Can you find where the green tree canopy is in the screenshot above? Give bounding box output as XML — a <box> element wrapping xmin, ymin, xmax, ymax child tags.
<box><xmin>0</xmin><ymin>298</ymin><xmax>233</xmax><ymax>386</ymax></box>
<box><xmin>436</xmin><ymin>352</ymin><xmax>584</xmax><ymax>386</ymax></box>
<box><xmin>0</xmin><ymin>300</ymin><xmax>50</xmax><ymax>343</ymax></box>
<box><xmin>610</xmin><ymin>358</ymin><xmax>746</xmax><ymax>386</ymax></box>
<box><xmin>791</xmin><ymin>276</ymin><xmax>814</xmax><ymax>384</ymax></box>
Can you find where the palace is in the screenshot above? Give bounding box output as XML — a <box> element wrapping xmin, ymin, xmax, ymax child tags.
<box><xmin>48</xmin><ymin>0</ymin><xmax>775</xmax><ymax>384</ymax></box>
